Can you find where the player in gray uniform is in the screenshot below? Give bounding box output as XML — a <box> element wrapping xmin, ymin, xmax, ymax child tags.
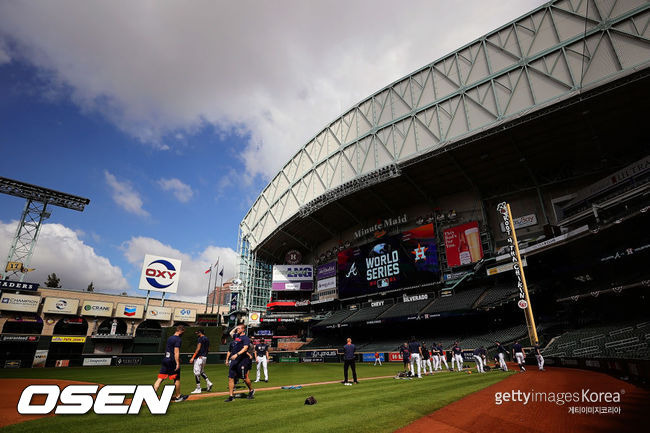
<box><xmin>189</xmin><ymin>328</ymin><xmax>213</xmax><ymax>394</ymax></box>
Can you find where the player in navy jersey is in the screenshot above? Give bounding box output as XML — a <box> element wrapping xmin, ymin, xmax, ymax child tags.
<box><xmin>512</xmin><ymin>340</ymin><xmax>526</xmax><ymax>372</ymax></box>
<box><xmin>189</xmin><ymin>329</ymin><xmax>213</xmax><ymax>394</ymax></box>
<box><xmin>254</xmin><ymin>340</ymin><xmax>270</xmax><ymax>382</ymax></box>
<box><xmin>408</xmin><ymin>337</ymin><xmax>422</xmax><ymax>378</ymax></box>
<box><xmin>154</xmin><ymin>325</ymin><xmax>188</xmax><ymax>402</ymax></box>
<box><xmin>399</xmin><ymin>343</ymin><xmax>410</xmax><ymax>373</ymax></box>
<box><xmin>452</xmin><ymin>342</ymin><xmax>463</xmax><ymax>372</ymax></box>
<box><xmin>342</xmin><ymin>337</ymin><xmax>358</xmax><ymax>385</ymax></box>
<box><xmin>225</xmin><ymin>324</ymin><xmax>255</xmax><ymax>402</ymax></box>
<box><xmin>534</xmin><ymin>342</ymin><xmax>545</xmax><ymax>371</ymax></box>
<box><xmin>438</xmin><ymin>343</ymin><xmax>450</xmax><ymax>371</ymax></box>
<box><xmin>421</xmin><ymin>342</ymin><xmax>432</xmax><ymax>375</ymax></box>
<box><xmin>495</xmin><ymin>341</ymin><xmax>508</xmax><ymax>371</ymax></box>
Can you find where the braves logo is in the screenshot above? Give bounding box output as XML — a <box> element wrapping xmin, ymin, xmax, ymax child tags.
<box><xmin>145</xmin><ymin>259</ymin><xmax>177</xmax><ymax>289</ymax></box>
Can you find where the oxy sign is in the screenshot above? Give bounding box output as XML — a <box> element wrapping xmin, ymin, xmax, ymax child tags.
<box><xmin>138</xmin><ymin>254</ymin><xmax>182</xmax><ymax>293</ymax></box>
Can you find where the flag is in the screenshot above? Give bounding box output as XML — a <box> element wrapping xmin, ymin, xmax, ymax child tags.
<box><xmin>219</xmin><ymin>268</ymin><xmax>224</xmax><ymax>277</ymax></box>
<box><xmin>204</xmin><ymin>266</ymin><xmax>211</xmax><ymax>274</ymax></box>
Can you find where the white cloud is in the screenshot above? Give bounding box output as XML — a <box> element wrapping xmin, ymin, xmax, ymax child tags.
<box><xmin>121</xmin><ymin>236</ymin><xmax>238</xmax><ymax>302</ymax></box>
<box><xmin>158</xmin><ymin>178</ymin><xmax>194</xmax><ymax>203</ymax></box>
<box><xmin>0</xmin><ymin>0</ymin><xmax>545</xmax><ymax>182</ymax></box>
<box><xmin>104</xmin><ymin>170</ymin><xmax>149</xmax><ymax>217</ymax></box>
<box><xmin>0</xmin><ymin>220</ymin><xmax>128</xmax><ymax>292</ymax></box>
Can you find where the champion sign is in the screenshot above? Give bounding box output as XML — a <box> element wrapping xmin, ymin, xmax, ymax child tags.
<box><xmin>138</xmin><ymin>254</ymin><xmax>182</xmax><ymax>294</ymax></box>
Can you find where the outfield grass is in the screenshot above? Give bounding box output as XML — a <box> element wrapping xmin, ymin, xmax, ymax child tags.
<box><xmin>1</xmin><ymin>363</ymin><xmax>514</xmax><ymax>433</ymax></box>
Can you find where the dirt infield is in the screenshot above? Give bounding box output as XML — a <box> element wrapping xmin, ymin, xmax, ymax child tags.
<box><xmin>397</xmin><ymin>367</ymin><xmax>650</xmax><ymax>433</ymax></box>
<box><xmin>0</xmin><ymin>379</ymin><xmax>98</xmax><ymax>428</ymax></box>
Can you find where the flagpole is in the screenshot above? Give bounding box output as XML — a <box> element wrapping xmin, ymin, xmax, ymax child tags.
<box><xmin>215</xmin><ymin>267</ymin><xmax>223</xmax><ymax>319</ymax></box>
<box><xmin>210</xmin><ymin>258</ymin><xmax>219</xmax><ymax>314</ymax></box>
<box><xmin>204</xmin><ymin>266</ymin><xmax>212</xmax><ymax>314</ymax></box>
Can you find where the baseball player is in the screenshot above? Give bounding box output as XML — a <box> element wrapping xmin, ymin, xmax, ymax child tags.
<box><xmin>512</xmin><ymin>340</ymin><xmax>526</xmax><ymax>372</ymax></box>
<box><xmin>153</xmin><ymin>325</ymin><xmax>188</xmax><ymax>402</ymax></box>
<box><xmin>254</xmin><ymin>339</ymin><xmax>270</xmax><ymax>382</ymax></box>
<box><xmin>472</xmin><ymin>346</ymin><xmax>485</xmax><ymax>373</ymax></box>
<box><xmin>421</xmin><ymin>342</ymin><xmax>432</xmax><ymax>375</ymax></box>
<box><xmin>189</xmin><ymin>328</ymin><xmax>213</xmax><ymax>394</ymax></box>
<box><xmin>451</xmin><ymin>342</ymin><xmax>463</xmax><ymax>372</ymax></box>
<box><xmin>430</xmin><ymin>342</ymin><xmax>439</xmax><ymax>370</ymax></box>
<box><xmin>399</xmin><ymin>343</ymin><xmax>410</xmax><ymax>373</ymax></box>
<box><xmin>342</xmin><ymin>338</ymin><xmax>358</xmax><ymax>385</ymax></box>
<box><xmin>495</xmin><ymin>341</ymin><xmax>508</xmax><ymax>371</ymax></box>
<box><xmin>374</xmin><ymin>351</ymin><xmax>382</xmax><ymax>366</ymax></box>
<box><xmin>408</xmin><ymin>337</ymin><xmax>422</xmax><ymax>378</ymax></box>
<box><xmin>438</xmin><ymin>343</ymin><xmax>450</xmax><ymax>370</ymax></box>
<box><xmin>534</xmin><ymin>342</ymin><xmax>545</xmax><ymax>371</ymax></box>
<box><xmin>224</xmin><ymin>324</ymin><xmax>255</xmax><ymax>402</ymax></box>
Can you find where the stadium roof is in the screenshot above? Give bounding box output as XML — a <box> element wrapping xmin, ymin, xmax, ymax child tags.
<box><xmin>240</xmin><ymin>0</ymin><xmax>650</xmax><ymax>259</ymax></box>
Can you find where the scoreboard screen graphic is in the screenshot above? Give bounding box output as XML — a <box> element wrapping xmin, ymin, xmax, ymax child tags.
<box><xmin>337</xmin><ymin>223</ymin><xmax>439</xmax><ymax>299</ymax></box>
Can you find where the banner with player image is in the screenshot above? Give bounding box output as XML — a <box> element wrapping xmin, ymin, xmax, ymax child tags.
<box><xmin>337</xmin><ymin>223</ymin><xmax>439</xmax><ymax>299</ymax></box>
<box><xmin>443</xmin><ymin>221</ymin><xmax>483</xmax><ymax>267</ymax></box>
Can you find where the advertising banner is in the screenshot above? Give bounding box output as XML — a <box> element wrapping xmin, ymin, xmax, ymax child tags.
<box><xmin>114</xmin><ymin>357</ymin><xmax>142</xmax><ymax>366</ymax></box>
<box><xmin>272</xmin><ymin>265</ymin><xmax>314</xmax><ymax>291</ymax></box>
<box><xmin>83</xmin><ymin>357</ymin><xmax>112</xmax><ymax>367</ymax></box>
<box><xmin>248</xmin><ymin>311</ymin><xmax>261</xmax><ymax>326</ymax></box>
<box><xmin>338</xmin><ymin>223</ymin><xmax>439</xmax><ymax>299</ymax></box>
<box><xmin>0</xmin><ymin>335</ymin><xmax>39</xmax><ymax>342</ymax></box>
<box><xmin>80</xmin><ymin>300</ymin><xmax>113</xmax><ymax>317</ymax></box>
<box><xmin>316</xmin><ymin>276</ymin><xmax>336</xmax><ymax>292</ymax></box>
<box><xmin>0</xmin><ymin>292</ymin><xmax>40</xmax><ymax>312</ymax></box>
<box><xmin>172</xmin><ymin>308</ymin><xmax>196</xmax><ymax>322</ymax></box>
<box><xmin>55</xmin><ymin>360</ymin><xmax>70</xmax><ymax>367</ymax></box>
<box><xmin>0</xmin><ymin>280</ymin><xmax>39</xmax><ymax>291</ymax></box>
<box><xmin>362</xmin><ymin>353</ymin><xmax>385</xmax><ymax>362</ymax></box>
<box><xmin>138</xmin><ymin>254</ymin><xmax>182</xmax><ymax>294</ymax></box>
<box><xmin>114</xmin><ymin>303</ymin><xmax>144</xmax><ymax>319</ymax></box>
<box><xmin>51</xmin><ymin>336</ymin><xmax>87</xmax><ymax>343</ymax></box>
<box><xmin>43</xmin><ymin>297</ymin><xmax>80</xmax><ymax>315</ymax></box>
<box><xmin>389</xmin><ymin>352</ymin><xmax>403</xmax><ymax>362</ymax></box>
<box><xmin>229</xmin><ymin>292</ymin><xmax>238</xmax><ymax>312</ymax></box>
<box><xmin>32</xmin><ymin>350</ymin><xmax>48</xmax><ymax>368</ymax></box>
<box><xmin>443</xmin><ymin>221</ymin><xmax>483</xmax><ymax>267</ymax></box>
<box><xmin>144</xmin><ymin>306</ymin><xmax>172</xmax><ymax>321</ymax></box>
<box><xmin>316</xmin><ymin>262</ymin><xmax>336</xmax><ymax>279</ymax></box>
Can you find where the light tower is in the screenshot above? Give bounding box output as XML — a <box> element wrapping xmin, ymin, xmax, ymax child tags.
<box><xmin>0</xmin><ymin>177</ymin><xmax>90</xmax><ymax>281</ymax></box>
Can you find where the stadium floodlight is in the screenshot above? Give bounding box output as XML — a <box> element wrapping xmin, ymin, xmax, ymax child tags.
<box><xmin>0</xmin><ymin>177</ymin><xmax>90</xmax><ymax>282</ymax></box>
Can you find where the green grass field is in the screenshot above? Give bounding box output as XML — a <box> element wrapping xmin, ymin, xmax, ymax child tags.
<box><xmin>0</xmin><ymin>362</ymin><xmax>513</xmax><ymax>433</ymax></box>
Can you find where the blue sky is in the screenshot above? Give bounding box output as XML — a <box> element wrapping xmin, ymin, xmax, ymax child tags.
<box><xmin>0</xmin><ymin>0</ymin><xmax>544</xmax><ymax>301</ymax></box>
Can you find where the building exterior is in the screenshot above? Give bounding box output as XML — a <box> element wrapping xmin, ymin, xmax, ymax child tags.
<box><xmin>0</xmin><ymin>285</ymin><xmax>214</xmax><ymax>368</ymax></box>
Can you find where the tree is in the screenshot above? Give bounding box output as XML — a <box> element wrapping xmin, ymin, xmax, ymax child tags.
<box><xmin>45</xmin><ymin>273</ymin><xmax>61</xmax><ymax>288</ymax></box>
<box><xmin>87</xmin><ymin>282</ymin><xmax>94</xmax><ymax>292</ymax></box>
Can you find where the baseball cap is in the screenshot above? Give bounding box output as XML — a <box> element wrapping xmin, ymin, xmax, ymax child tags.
<box><xmin>195</xmin><ymin>328</ymin><xmax>205</xmax><ymax>334</ymax></box>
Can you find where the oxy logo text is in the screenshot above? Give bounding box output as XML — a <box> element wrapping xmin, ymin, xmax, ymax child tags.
<box><xmin>17</xmin><ymin>384</ymin><xmax>175</xmax><ymax>415</ymax></box>
<box><xmin>145</xmin><ymin>259</ymin><xmax>178</xmax><ymax>289</ymax></box>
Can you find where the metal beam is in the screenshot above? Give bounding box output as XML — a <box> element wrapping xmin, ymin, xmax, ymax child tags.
<box><xmin>0</xmin><ymin>177</ymin><xmax>90</xmax><ymax>211</ymax></box>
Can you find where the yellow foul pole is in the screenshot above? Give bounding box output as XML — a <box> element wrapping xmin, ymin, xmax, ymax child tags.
<box><xmin>497</xmin><ymin>202</ymin><xmax>539</xmax><ymax>345</ymax></box>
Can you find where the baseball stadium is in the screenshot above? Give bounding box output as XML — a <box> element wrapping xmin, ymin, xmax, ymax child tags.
<box><xmin>1</xmin><ymin>0</ymin><xmax>650</xmax><ymax>432</ymax></box>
